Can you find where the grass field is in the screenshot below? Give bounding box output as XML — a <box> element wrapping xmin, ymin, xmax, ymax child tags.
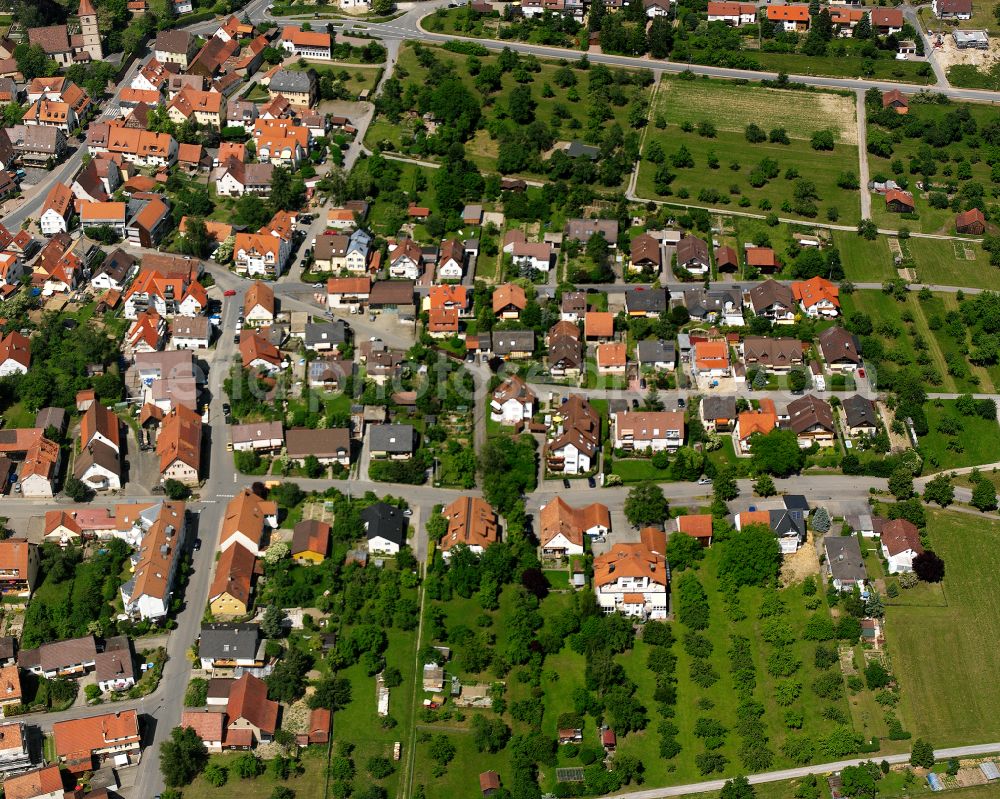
<box><xmin>334</xmin><ymin>613</ymin><xmax>420</xmax><ymax>797</ymax></box>
<box><xmin>183</xmin><ymin>748</ymin><xmax>330</xmax><ymax>799</ymax></box>
<box><xmin>638</xmin><ymin>77</ymin><xmax>861</xmax><ymax>224</ymax></box>
<box><xmin>905</xmin><ymin>237</ymin><xmax>993</xmax><ymax>290</ymax></box>
<box><xmin>287</xmin><ymin>60</ymin><xmax>383</xmax><ymax>97</ymax></box>
<box><xmin>656</xmin><ymin>78</ymin><xmax>857</xmax><ymax>142</ymax></box>
<box><xmin>835</xmin><ymin>230</ymin><xmax>896</xmax><ymax>283</ymax></box>
<box><xmin>611</xmin><ymin>458</ymin><xmax>673</xmax><ymax>483</ymax></box>
<box><xmin>919</xmin><ymin>400</ymin><xmax>1000</xmax><ymax>471</ymax></box>
<box><xmin>750</xmin><ymin>51</ymin><xmax>934</xmax><ymax>84</ymax></box>
<box><xmin>886</xmin><ymin>510</ymin><xmax>1000</xmax><ymax>746</ymax></box>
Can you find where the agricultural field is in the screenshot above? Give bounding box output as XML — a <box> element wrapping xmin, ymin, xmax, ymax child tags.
<box><xmin>636</xmin><ymin>77</ymin><xmax>862</xmax><ymax>225</ymax></box>
<box><xmin>885</xmin><ymin>510</ymin><xmax>1000</xmax><ymax>746</ymax></box>
<box><xmin>866</xmin><ymin>97</ymin><xmax>997</xmax><ymax>234</ymax></box>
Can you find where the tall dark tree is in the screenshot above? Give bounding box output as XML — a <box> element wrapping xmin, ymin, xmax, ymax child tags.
<box><xmin>913</xmin><ymin>551</ymin><xmax>945</xmax><ymax>583</ymax></box>
<box><xmin>160</xmin><ymin>726</ymin><xmax>208</xmax><ymax>787</ymax></box>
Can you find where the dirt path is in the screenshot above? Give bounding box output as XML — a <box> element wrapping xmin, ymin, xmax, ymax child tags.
<box><xmin>906</xmin><ymin>294</ymin><xmax>958</xmax><ymax>393</ymax></box>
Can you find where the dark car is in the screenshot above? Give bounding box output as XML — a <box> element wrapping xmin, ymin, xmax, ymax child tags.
<box><xmin>631</xmin><ymin>398</ymin><xmax>640</xmax><ymax>409</ymax></box>
<box><xmin>563</xmin><ymin>479</ymin><xmax>571</xmax><ymax>489</ymax></box>
<box><xmin>677</xmin><ymin>398</ymin><xmax>686</xmax><ymax>408</ymax></box>
<box><xmin>588</xmin><ymin>476</ymin><xmax>596</xmax><ymax>488</ymax></box>
<box><xmin>223</xmin><ymin>403</ymin><xmax>231</xmax><ymax>414</ymax></box>
<box><xmin>193</xmin><ymin>538</ymin><xmax>202</xmax><ymax>551</ymax></box>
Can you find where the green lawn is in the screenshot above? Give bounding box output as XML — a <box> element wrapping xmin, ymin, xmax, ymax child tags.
<box><xmin>905</xmin><ymin>237</ymin><xmax>993</xmax><ymax>290</ymax></box>
<box><xmin>611</xmin><ymin>458</ymin><xmax>673</xmax><ymax>483</ymax></box>
<box><xmin>751</xmin><ymin>52</ymin><xmax>933</xmax><ymax>84</ymax></box>
<box><xmin>287</xmin><ymin>60</ymin><xmax>383</xmax><ymax>97</ymax></box>
<box><xmin>839</xmin><ymin>289</ymin><xmax>919</xmax><ymax>369</ymax></box>
<box><xmin>334</xmin><ymin>609</ymin><xmax>420</xmax><ymax>798</ymax></box>
<box><xmin>885</xmin><ymin>510</ymin><xmax>1000</xmax><ymax>746</ymax></box>
<box><xmin>0</xmin><ymin>400</ymin><xmax>39</xmax><ymax>429</ymax></box>
<box><xmin>918</xmin><ymin>400</ymin><xmax>1000</xmax><ymax>471</ymax></box>
<box><xmin>835</xmin><ymin>230</ymin><xmax>896</xmax><ymax>283</ymax></box>
<box><xmin>182</xmin><ymin>748</ymin><xmax>330</xmax><ymax>799</ymax></box>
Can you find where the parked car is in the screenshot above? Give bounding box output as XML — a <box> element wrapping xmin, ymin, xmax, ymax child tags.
<box><xmin>588</xmin><ymin>476</ymin><xmax>596</xmax><ymax>488</ymax></box>
<box><xmin>563</xmin><ymin>479</ymin><xmax>571</xmax><ymax>488</ymax></box>
<box><xmin>193</xmin><ymin>538</ymin><xmax>202</xmax><ymax>551</ymax></box>
<box><xmin>223</xmin><ymin>289</ymin><xmax>236</xmax><ymax>296</ymax></box>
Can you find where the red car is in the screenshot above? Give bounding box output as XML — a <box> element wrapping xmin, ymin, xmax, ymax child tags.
<box><xmin>858</xmin><ymin>368</ymin><xmax>866</xmax><ymax>379</ymax></box>
<box><xmin>223</xmin><ymin>289</ymin><xmax>236</xmax><ymax>297</ymax></box>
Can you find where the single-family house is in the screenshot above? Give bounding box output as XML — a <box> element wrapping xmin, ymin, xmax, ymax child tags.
<box><xmin>825</xmin><ymin>536</ymin><xmax>867</xmax><ymax>592</ymax></box>
<box><xmin>363</xmin><ymin>502</ymin><xmax>407</xmax><ymax>555</ymax></box>
<box><xmin>439</xmin><ymin>497</ymin><xmax>499</xmax><ymax>558</ymax></box>
<box><xmin>787</xmin><ymin>394</ymin><xmax>835</xmax><ymax>447</ymax></box>
<box><xmin>842</xmin><ymin>394</ymin><xmax>879</xmax><ymax>437</ymax></box>
<box><xmin>880</xmin><ymin>519</ymin><xmax>923</xmax><ymax>573</ymax></box>
<box><xmin>748</xmin><ymin>279</ymin><xmax>796</xmax><ymax>323</ymax></box>
<box><xmin>792</xmin><ymin>276</ymin><xmax>840</xmax><ymax>318</ymax></box>
<box><xmin>539</xmin><ymin>497</ymin><xmax>610</xmax><ymax>557</ymax></box>
<box><xmin>700</xmin><ymin>395</ymin><xmax>737</xmax><ymax>432</ymax></box>
<box><xmin>291</xmin><ymin>519</ymin><xmax>331</xmax><ymax>564</ymax></box>
<box><xmin>490</xmin><ymin>375</ymin><xmax>537</xmax><ymax>425</ymax></box>
<box><xmin>611</xmin><ymin>410</ymin><xmax>685</xmax><ymax>452</ymax></box>
<box><xmin>676</xmin><ymin>235</ymin><xmax>710</xmax><ymax>275</ymax></box>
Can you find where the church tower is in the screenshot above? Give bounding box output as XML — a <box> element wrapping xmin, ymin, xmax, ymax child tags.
<box><xmin>78</xmin><ymin>0</ymin><xmax>103</xmax><ymax>61</ymax></box>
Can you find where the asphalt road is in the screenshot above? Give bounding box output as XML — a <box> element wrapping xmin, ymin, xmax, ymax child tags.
<box><xmin>602</xmin><ymin>742</ymin><xmax>1000</xmax><ymax>799</ymax></box>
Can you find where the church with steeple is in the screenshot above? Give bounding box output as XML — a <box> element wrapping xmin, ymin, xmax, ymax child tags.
<box><xmin>76</xmin><ymin>0</ymin><xmax>103</xmax><ymax>61</ymax></box>
<box><xmin>25</xmin><ymin>0</ymin><xmax>102</xmax><ymax>67</ymax></box>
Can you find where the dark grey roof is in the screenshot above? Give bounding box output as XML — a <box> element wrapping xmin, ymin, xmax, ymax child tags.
<box><xmin>304</xmin><ymin>320</ymin><xmax>348</xmax><ymax>348</ymax></box>
<box><xmin>824</xmin><ymin>536</ymin><xmax>867</xmax><ymax>582</ymax></box>
<box><xmin>491</xmin><ymin>330</ymin><xmax>535</xmax><ymax>355</ymax></box>
<box><xmin>362</xmin><ymin>501</ymin><xmax>406</xmax><ymax>546</ymax></box>
<box><xmin>566</xmin><ymin>140</ymin><xmax>599</xmax><ymax>159</ymax></box>
<box><xmin>564</xmin><ymin>218</ymin><xmax>618</xmax><ymax>243</ymax></box>
<box><xmin>369</xmin><ymin>423</ymin><xmax>415</xmax><ymax>453</ymax></box>
<box><xmin>98</xmin><ymin>249</ymin><xmax>137</xmax><ymax>283</ymax></box>
<box><xmin>198</xmin><ymin>623</ymin><xmax>261</xmax><ymax>660</ymax></box>
<box><xmin>0</xmin><ymin>636</ymin><xmax>15</xmax><ymax>662</ymax></box>
<box><xmin>269</xmin><ymin>69</ymin><xmax>316</xmax><ymax>94</ymax></box>
<box><xmin>769</xmin><ymin>509</ymin><xmax>806</xmax><ymax>540</ymax></box>
<box><xmin>625</xmin><ymin>287</ymin><xmax>668</xmax><ymax>313</ymax></box>
<box><xmin>701</xmin><ymin>395</ymin><xmax>737</xmax><ymax>420</ymax></box>
<box><xmin>842</xmin><ymin>394</ymin><xmax>878</xmax><ymax>429</ymax></box>
<box><xmin>684</xmin><ymin>288</ymin><xmax>743</xmax><ymax>318</ymax></box>
<box><xmin>819</xmin><ymin>326</ymin><xmax>861</xmax><ymax>365</ymax></box>
<box><xmin>783</xmin><ymin>495</ymin><xmax>810</xmax><ymax>512</ymax></box>
<box><xmin>636</xmin><ymin>339</ymin><xmax>676</xmax><ymax>365</ymax></box>
<box><xmin>74</xmin><ymin>439</ymin><xmax>121</xmax><ymax>480</ymax></box>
